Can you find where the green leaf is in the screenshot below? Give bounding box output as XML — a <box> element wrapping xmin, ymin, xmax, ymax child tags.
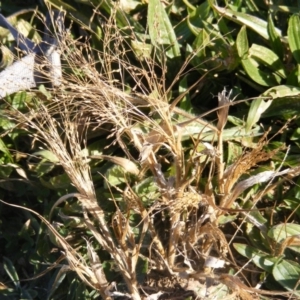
<box><xmin>131</xmin><ymin>40</ymin><xmax>152</xmax><ymax>61</ymax></box>
<box><xmin>208</xmin><ymin>0</ymin><xmax>281</xmax><ymax>40</ymax></box>
<box><xmin>249</xmin><ymin>44</ymin><xmax>286</xmax><ymax>78</ymax></box>
<box><xmin>288</xmin><ymin>14</ymin><xmax>300</xmax><ymax>64</ymax></box>
<box><xmin>8</xmin><ymin>92</ymin><xmax>33</xmax><ymax>110</ymax></box>
<box><xmin>226</xmin><ymin>141</ymin><xmax>243</xmax><ymax>165</ymax></box>
<box><xmin>192</xmin><ymin>28</ymin><xmax>209</xmax><ymax>61</ymax></box>
<box><xmin>261</xmin><ymin>85</ymin><xmax>300</xmax><ymax>117</ymax></box>
<box><xmin>262</xmin><ymin>85</ymin><xmax>300</xmax><ymax>99</ymax></box>
<box><xmin>268</xmin><ymin>223</ymin><xmax>300</xmax><ymax>254</ymax></box>
<box><xmin>233</xmin><ymin>243</ymin><xmax>276</xmax><ymax>273</ymax></box>
<box><xmin>218</xmin><ymin>213</ymin><xmax>238</xmax><ymax>225</ymax></box>
<box><xmin>148</xmin><ymin>0</ymin><xmax>180</xmax><ymax>58</ymax></box>
<box><xmin>104</xmin><ymin>164</ymin><xmax>128</xmax><ymax>187</ymax></box>
<box><xmin>133</xmin><ymin>176</ymin><xmax>160</xmax><ymax>204</ymax></box>
<box><xmin>236</xmin><ymin>26</ymin><xmax>281</xmax><ymax>86</ymax></box>
<box><xmin>180</xmin><ymin>123</ymin><xmax>263</xmax><ymax>142</ymax></box>
<box><xmin>38</xmin><ymin>85</ymin><xmax>52</xmax><ymax>100</ymax></box>
<box><xmin>236</xmin><ymin>25</ymin><xmax>248</xmax><ymax>58</ymax></box>
<box><xmin>241</xmin><ymin>58</ymin><xmax>281</xmax><ymax>86</ymax></box>
<box><xmin>0</xmin><ymin>137</ymin><xmax>13</xmax><ymax>161</ymax></box>
<box><xmin>273</xmin><ymin>259</ymin><xmax>300</xmax><ymax>295</ymax></box>
<box><xmin>32</xmin><ymin>150</ymin><xmax>59</xmax><ymax>163</ymax></box>
<box><xmin>187</xmin><ymin>2</ymin><xmax>211</xmax><ymax>36</ymax></box>
<box><xmin>3</xmin><ymin>257</ymin><xmax>20</xmax><ymax>289</ymax></box>
<box><xmin>246</xmin><ymin>98</ymin><xmax>272</xmax><ymax>132</ymax></box>
<box><xmin>267</xmin><ymin>14</ymin><xmax>284</xmax><ymax>59</ymax></box>
<box><xmin>287</xmin><ymin>64</ymin><xmax>300</xmax><ymax>85</ymax></box>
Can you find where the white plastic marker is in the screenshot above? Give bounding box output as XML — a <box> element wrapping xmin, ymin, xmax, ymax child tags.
<box><xmin>0</xmin><ymin>10</ymin><xmax>64</xmax><ymax>98</ymax></box>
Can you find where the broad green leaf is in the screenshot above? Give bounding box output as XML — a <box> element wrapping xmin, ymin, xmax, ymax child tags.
<box><xmin>241</xmin><ymin>58</ymin><xmax>281</xmax><ymax>86</ymax></box>
<box><xmin>267</xmin><ymin>14</ymin><xmax>284</xmax><ymax>59</ymax></box>
<box><xmin>148</xmin><ymin>0</ymin><xmax>180</xmax><ymax>58</ymax></box>
<box><xmin>192</xmin><ymin>28</ymin><xmax>209</xmax><ymax>61</ymax></box>
<box><xmin>104</xmin><ymin>164</ymin><xmax>128</xmax><ymax>187</ymax></box>
<box><xmin>131</xmin><ymin>40</ymin><xmax>152</xmax><ymax>60</ymax></box>
<box><xmin>48</xmin><ymin>173</ymin><xmax>71</xmax><ymax>190</ymax></box>
<box><xmin>0</xmin><ymin>114</ymin><xmax>16</xmax><ymax>131</ymax></box>
<box><xmin>32</xmin><ymin>150</ymin><xmax>59</xmax><ymax>163</ymax></box>
<box><xmin>175</xmin><ymin>18</ymin><xmax>193</xmax><ymax>43</ymax></box>
<box><xmin>218</xmin><ymin>214</ymin><xmax>238</xmax><ymax>225</ymax></box>
<box><xmin>236</xmin><ymin>25</ymin><xmax>248</xmax><ymax>58</ymax></box>
<box><xmin>273</xmin><ymin>259</ymin><xmax>300</xmax><ymax>295</ymax></box>
<box><xmin>233</xmin><ymin>243</ymin><xmax>276</xmax><ymax>273</ymax></box>
<box><xmin>188</xmin><ymin>1</ymin><xmax>211</xmax><ymax>20</ymax></box>
<box><xmin>0</xmin><ymin>137</ymin><xmax>13</xmax><ymax>161</ymax></box>
<box><xmin>133</xmin><ymin>176</ymin><xmax>160</xmax><ymax>204</ymax></box>
<box><xmin>8</xmin><ymin>92</ymin><xmax>33</xmax><ymax>110</ymax></box>
<box><xmin>38</xmin><ymin>85</ymin><xmax>52</xmax><ymax>100</ymax></box>
<box><xmin>236</xmin><ymin>26</ymin><xmax>281</xmax><ymax>86</ymax></box>
<box><xmin>227</xmin><ymin>115</ymin><xmax>245</xmax><ymax>126</ymax></box>
<box><xmin>181</xmin><ymin>123</ymin><xmax>263</xmax><ymax>142</ymax></box>
<box><xmin>217</xmin><ymin>16</ymin><xmax>234</xmax><ymax>44</ymax></box>
<box><xmin>0</xmin><ymin>17</ymin><xmax>41</xmax><ymax>44</ymax></box>
<box><xmin>246</xmin><ymin>223</ymin><xmax>271</xmax><ymax>251</ymax></box>
<box><xmin>0</xmin><ymin>45</ymin><xmax>14</xmax><ymax>69</ymax></box>
<box><xmin>90</xmin><ymin>155</ymin><xmax>139</xmax><ymax>176</ymax></box>
<box><xmin>208</xmin><ymin>0</ymin><xmax>281</xmax><ymax>40</ymax></box>
<box><xmin>283</xmin><ymin>199</ymin><xmax>300</xmax><ymax>218</ymax></box>
<box><xmin>118</xmin><ymin>0</ymin><xmax>140</xmax><ymax>13</ymax></box>
<box><xmin>262</xmin><ymin>85</ymin><xmax>300</xmax><ymax>99</ymax></box>
<box><xmin>187</xmin><ymin>2</ymin><xmax>211</xmax><ymax>36</ymax></box>
<box><xmin>268</xmin><ymin>223</ymin><xmax>300</xmax><ymax>254</ymax></box>
<box><xmin>249</xmin><ymin>44</ymin><xmax>286</xmax><ymax>78</ymax></box>
<box><xmin>287</xmin><ymin>65</ymin><xmax>300</xmax><ymax>85</ymax></box>
<box><xmin>31</xmin><ymin>161</ymin><xmax>55</xmax><ymax>177</ymax></box>
<box><xmin>246</xmin><ymin>98</ymin><xmax>272</xmax><ymax>132</ymax></box>
<box><xmin>288</xmin><ymin>14</ymin><xmax>300</xmax><ymax>64</ymax></box>
<box><xmin>263</xmin><ymin>98</ymin><xmax>300</xmax><ymax>119</ymax></box>
<box><xmin>226</xmin><ymin>141</ymin><xmax>243</xmax><ymax>164</ymax></box>
<box><xmin>244</xmin><ymin>200</ymin><xmax>268</xmax><ymax>232</ymax></box>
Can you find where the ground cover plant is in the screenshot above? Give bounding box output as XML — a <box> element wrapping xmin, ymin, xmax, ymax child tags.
<box><xmin>1</xmin><ymin>0</ymin><xmax>300</xmax><ymax>299</ymax></box>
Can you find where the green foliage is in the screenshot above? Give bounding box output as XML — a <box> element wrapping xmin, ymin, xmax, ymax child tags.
<box><xmin>2</xmin><ymin>0</ymin><xmax>300</xmax><ymax>299</ymax></box>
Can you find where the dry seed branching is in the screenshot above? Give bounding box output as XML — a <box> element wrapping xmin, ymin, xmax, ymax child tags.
<box><xmin>3</xmin><ymin>8</ymin><xmax>300</xmax><ymax>300</ymax></box>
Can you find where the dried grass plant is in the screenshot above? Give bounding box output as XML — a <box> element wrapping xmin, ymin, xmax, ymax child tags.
<box><xmin>3</xmin><ymin>6</ymin><xmax>300</xmax><ymax>300</ymax></box>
